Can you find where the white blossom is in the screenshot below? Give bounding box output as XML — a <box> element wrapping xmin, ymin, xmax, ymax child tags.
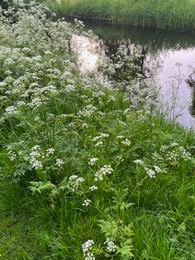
<box><xmin>55</xmin><ymin>159</ymin><xmax>65</xmax><ymax>167</ymax></box>
<box><xmin>88</xmin><ymin>158</ymin><xmax>99</xmax><ymax>166</ymax></box>
<box><xmin>82</xmin><ymin>199</ymin><xmax>92</xmax><ymax>207</ymax></box>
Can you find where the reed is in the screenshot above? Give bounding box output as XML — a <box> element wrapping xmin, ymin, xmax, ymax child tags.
<box><xmin>48</xmin><ymin>0</ymin><xmax>195</xmax><ymax>33</ymax></box>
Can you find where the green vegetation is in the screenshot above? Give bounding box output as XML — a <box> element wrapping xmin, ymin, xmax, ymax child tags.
<box><xmin>0</xmin><ymin>1</ymin><xmax>195</xmax><ymax>259</ymax></box>
<box><xmin>46</xmin><ymin>0</ymin><xmax>195</xmax><ymax>33</ymax></box>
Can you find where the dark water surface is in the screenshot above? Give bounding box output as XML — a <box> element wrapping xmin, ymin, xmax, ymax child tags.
<box><xmin>70</xmin><ymin>18</ymin><xmax>195</xmax><ymax>128</ymax></box>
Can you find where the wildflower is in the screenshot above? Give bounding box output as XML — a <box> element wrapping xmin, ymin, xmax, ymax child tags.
<box><xmin>28</xmin><ymin>97</ymin><xmax>43</xmax><ymax>108</ymax></box>
<box><xmin>108</xmin><ymin>95</ymin><xmax>116</xmax><ymax>101</ymax></box>
<box><xmin>46</xmin><ymin>148</ymin><xmax>55</xmax><ymax>156</ymax></box>
<box><xmin>82</xmin><ymin>199</ymin><xmax>92</xmax><ymax>207</ymax></box>
<box><xmin>92</xmin><ymin>133</ymin><xmax>109</xmax><ymax>142</ymax></box>
<box><xmin>17</xmin><ymin>101</ymin><xmax>26</xmax><ymax>107</ymax></box>
<box><xmin>94</xmin><ymin>165</ymin><xmax>113</xmax><ymax>182</ymax></box>
<box><xmin>121</xmin><ymin>138</ymin><xmax>131</xmax><ymax>146</ymax></box>
<box><xmin>29</xmin><ymin>145</ymin><xmax>44</xmax><ymax>170</ymax></box>
<box><xmin>78</xmin><ymin>105</ymin><xmax>97</xmax><ymax>117</ymax></box>
<box><xmin>65</xmin><ymin>84</ymin><xmax>75</xmax><ymax>92</ymax></box>
<box><xmin>8</xmin><ymin>151</ymin><xmax>17</xmax><ymax>161</ymax></box>
<box><xmin>116</xmin><ymin>135</ymin><xmax>125</xmax><ymax>139</ymax></box>
<box><xmin>104</xmin><ymin>238</ymin><xmax>117</xmax><ymax>253</ymax></box>
<box><xmin>134</xmin><ymin>159</ymin><xmax>144</xmax><ymax>165</ymax></box>
<box><xmin>88</xmin><ymin>158</ymin><xmax>99</xmax><ymax>166</ymax></box>
<box><xmin>68</xmin><ymin>175</ymin><xmax>85</xmax><ymax>192</ymax></box>
<box><xmin>92</xmin><ymin>91</ymin><xmax>105</xmax><ymax>97</ymax></box>
<box><xmin>81</xmin><ymin>123</ymin><xmax>89</xmax><ymax>128</ymax></box>
<box><xmin>5</xmin><ymin>106</ymin><xmax>18</xmax><ymax>115</ymax></box>
<box><xmin>94</xmin><ymin>141</ymin><xmax>103</xmax><ymax>147</ymax></box>
<box><xmin>153</xmin><ymin>165</ymin><xmax>161</xmax><ymax>173</ymax></box>
<box><xmin>55</xmin><ymin>159</ymin><xmax>65</xmax><ymax>167</ymax></box>
<box><xmin>82</xmin><ymin>240</ymin><xmax>95</xmax><ymax>260</ymax></box>
<box><xmin>146</xmin><ymin>169</ymin><xmax>156</xmax><ymax>178</ymax></box>
<box><xmin>89</xmin><ymin>186</ymin><xmax>98</xmax><ymax>191</ymax></box>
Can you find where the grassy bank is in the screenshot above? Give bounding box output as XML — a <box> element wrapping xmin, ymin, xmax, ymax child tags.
<box><xmin>46</xmin><ymin>0</ymin><xmax>195</xmax><ymax>33</ymax></box>
<box><xmin>0</xmin><ymin>1</ymin><xmax>195</xmax><ymax>259</ymax></box>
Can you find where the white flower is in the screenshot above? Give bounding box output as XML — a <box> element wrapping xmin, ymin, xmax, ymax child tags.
<box><xmin>153</xmin><ymin>165</ymin><xmax>161</xmax><ymax>173</ymax></box>
<box><xmin>88</xmin><ymin>158</ymin><xmax>99</xmax><ymax>166</ymax></box>
<box><xmin>134</xmin><ymin>159</ymin><xmax>144</xmax><ymax>165</ymax></box>
<box><xmin>69</xmin><ymin>175</ymin><xmax>79</xmax><ymax>181</ymax></box>
<box><xmin>5</xmin><ymin>106</ymin><xmax>18</xmax><ymax>115</ymax></box>
<box><xmin>68</xmin><ymin>175</ymin><xmax>85</xmax><ymax>192</ymax></box>
<box><xmin>29</xmin><ymin>145</ymin><xmax>44</xmax><ymax>170</ymax></box>
<box><xmin>82</xmin><ymin>199</ymin><xmax>92</xmax><ymax>207</ymax></box>
<box><xmin>92</xmin><ymin>133</ymin><xmax>109</xmax><ymax>142</ymax></box>
<box><xmin>82</xmin><ymin>240</ymin><xmax>95</xmax><ymax>259</ymax></box>
<box><xmin>94</xmin><ymin>165</ymin><xmax>113</xmax><ymax>182</ymax></box>
<box><xmin>121</xmin><ymin>138</ymin><xmax>131</xmax><ymax>146</ymax></box>
<box><xmin>89</xmin><ymin>186</ymin><xmax>98</xmax><ymax>191</ymax></box>
<box><xmin>116</xmin><ymin>135</ymin><xmax>125</xmax><ymax>139</ymax></box>
<box><xmin>146</xmin><ymin>169</ymin><xmax>156</xmax><ymax>178</ymax></box>
<box><xmin>46</xmin><ymin>148</ymin><xmax>55</xmax><ymax>156</ymax></box>
<box><xmin>81</xmin><ymin>123</ymin><xmax>89</xmax><ymax>128</ymax></box>
<box><xmin>104</xmin><ymin>238</ymin><xmax>117</xmax><ymax>253</ymax></box>
<box><xmin>55</xmin><ymin>159</ymin><xmax>65</xmax><ymax>167</ymax></box>
<box><xmin>94</xmin><ymin>141</ymin><xmax>103</xmax><ymax>147</ymax></box>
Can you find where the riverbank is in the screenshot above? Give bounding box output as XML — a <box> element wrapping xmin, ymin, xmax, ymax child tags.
<box><xmin>0</xmin><ymin>2</ymin><xmax>195</xmax><ymax>259</ymax></box>
<box><xmin>47</xmin><ymin>0</ymin><xmax>195</xmax><ymax>33</ymax></box>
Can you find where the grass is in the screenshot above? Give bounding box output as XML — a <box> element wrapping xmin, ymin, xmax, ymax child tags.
<box><xmin>0</xmin><ymin>1</ymin><xmax>195</xmax><ymax>259</ymax></box>
<box><xmin>46</xmin><ymin>0</ymin><xmax>195</xmax><ymax>33</ymax></box>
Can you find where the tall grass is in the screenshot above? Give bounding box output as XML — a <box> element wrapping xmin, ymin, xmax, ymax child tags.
<box><xmin>0</xmin><ymin>1</ymin><xmax>195</xmax><ymax>259</ymax></box>
<box><xmin>48</xmin><ymin>0</ymin><xmax>195</xmax><ymax>33</ymax></box>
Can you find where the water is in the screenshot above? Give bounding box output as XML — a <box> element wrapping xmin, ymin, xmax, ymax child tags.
<box><xmin>81</xmin><ymin>21</ymin><xmax>195</xmax><ymax>129</ymax></box>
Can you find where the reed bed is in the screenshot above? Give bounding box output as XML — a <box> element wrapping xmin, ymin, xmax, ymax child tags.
<box><xmin>49</xmin><ymin>0</ymin><xmax>195</xmax><ymax>33</ymax></box>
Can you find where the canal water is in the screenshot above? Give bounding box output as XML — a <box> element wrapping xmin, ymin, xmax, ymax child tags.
<box><xmin>72</xmin><ymin>19</ymin><xmax>195</xmax><ymax>129</ymax></box>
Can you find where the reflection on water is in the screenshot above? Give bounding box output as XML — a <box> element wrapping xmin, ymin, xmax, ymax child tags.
<box><xmin>65</xmin><ymin>16</ymin><xmax>195</xmax><ymax>128</ymax></box>
<box><xmin>81</xmin><ymin>20</ymin><xmax>195</xmax><ymax>129</ymax></box>
<box><xmin>155</xmin><ymin>48</ymin><xmax>195</xmax><ymax>128</ymax></box>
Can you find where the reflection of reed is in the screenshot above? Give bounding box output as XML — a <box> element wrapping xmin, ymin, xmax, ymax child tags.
<box><xmin>82</xmin><ymin>21</ymin><xmax>195</xmax><ymax>52</ymax></box>
<box><xmin>191</xmin><ymin>89</ymin><xmax>195</xmax><ymax>117</ymax></box>
<box><xmin>188</xmin><ymin>74</ymin><xmax>195</xmax><ymax>117</ymax></box>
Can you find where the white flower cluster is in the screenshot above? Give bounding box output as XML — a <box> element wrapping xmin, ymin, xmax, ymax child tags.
<box><xmin>68</xmin><ymin>175</ymin><xmax>85</xmax><ymax>192</ymax></box>
<box><xmin>82</xmin><ymin>240</ymin><xmax>95</xmax><ymax>260</ymax></box>
<box><xmin>5</xmin><ymin>106</ymin><xmax>18</xmax><ymax>115</ymax></box>
<box><xmin>55</xmin><ymin>158</ymin><xmax>65</xmax><ymax>167</ymax></box>
<box><xmin>82</xmin><ymin>199</ymin><xmax>92</xmax><ymax>207</ymax></box>
<box><xmin>134</xmin><ymin>159</ymin><xmax>144</xmax><ymax>165</ymax></box>
<box><xmin>89</xmin><ymin>185</ymin><xmax>98</xmax><ymax>191</ymax></box>
<box><xmin>160</xmin><ymin>142</ymin><xmax>192</xmax><ymax>165</ymax></box>
<box><xmin>78</xmin><ymin>105</ymin><xmax>97</xmax><ymax>117</ymax></box>
<box><xmin>146</xmin><ymin>166</ymin><xmax>161</xmax><ymax>178</ymax></box>
<box><xmin>64</xmin><ymin>84</ymin><xmax>75</xmax><ymax>92</ymax></box>
<box><xmin>94</xmin><ymin>165</ymin><xmax>113</xmax><ymax>182</ymax></box>
<box><xmin>88</xmin><ymin>158</ymin><xmax>99</xmax><ymax>166</ymax></box>
<box><xmin>8</xmin><ymin>151</ymin><xmax>17</xmax><ymax>161</ymax></box>
<box><xmin>121</xmin><ymin>138</ymin><xmax>131</xmax><ymax>146</ymax></box>
<box><xmin>146</xmin><ymin>169</ymin><xmax>156</xmax><ymax>178</ymax></box>
<box><xmin>92</xmin><ymin>133</ymin><xmax>109</xmax><ymax>142</ymax></box>
<box><xmin>29</xmin><ymin>145</ymin><xmax>44</xmax><ymax>170</ymax></box>
<box><xmin>108</xmin><ymin>95</ymin><xmax>116</xmax><ymax>102</ymax></box>
<box><xmin>46</xmin><ymin>148</ymin><xmax>55</xmax><ymax>156</ymax></box>
<box><xmin>116</xmin><ymin>135</ymin><xmax>131</xmax><ymax>146</ymax></box>
<box><xmin>39</xmin><ymin>85</ymin><xmax>58</xmax><ymax>95</ymax></box>
<box><xmin>104</xmin><ymin>237</ymin><xmax>117</xmax><ymax>253</ymax></box>
<box><xmin>28</xmin><ymin>97</ymin><xmax>43</xmax><ymax>108</ymax></box>
<box><xmin>134</xmin><ymin>159</ymin><xmax>161</xmax><ymax>178</ymax></box>
<box><xmin>92</xmin><ymin>90</ymin><xmax>105</xmax><ymax>98</ymax></box>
